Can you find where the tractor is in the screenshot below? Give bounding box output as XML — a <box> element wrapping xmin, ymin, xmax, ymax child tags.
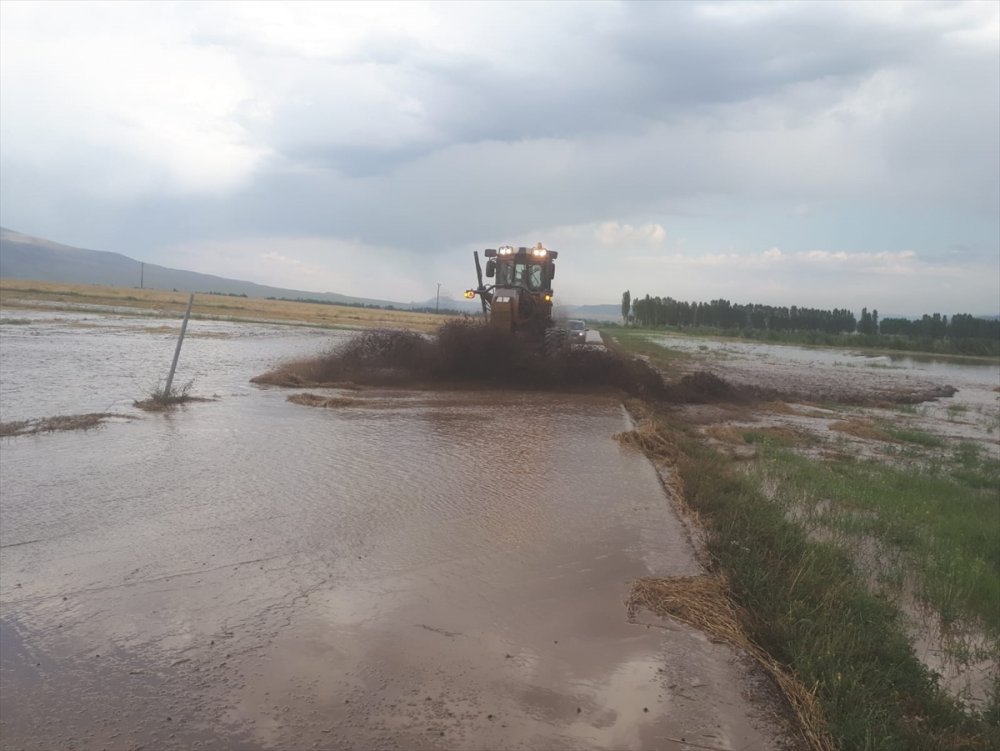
<box><xmin>464</xmin><ymin>243</ymin><xmax>568</xmax><ymax>352</ymax></box>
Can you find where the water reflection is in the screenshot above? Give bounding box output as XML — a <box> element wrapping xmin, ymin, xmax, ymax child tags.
<box><xmin>1</xmin><ymin>317</ymin><xmax>781</xmax><ymax>750</ymax></box>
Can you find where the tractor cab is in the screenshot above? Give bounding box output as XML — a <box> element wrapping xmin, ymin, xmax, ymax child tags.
<box><xmin>488</xmin><ymin>245</ymin><xmax>556</xmax><ymax>293</ymax></box>
<box><xmin>465</xmin><ymin>243</ymin><xmax>560</xmax><ymax>339</ymax></box>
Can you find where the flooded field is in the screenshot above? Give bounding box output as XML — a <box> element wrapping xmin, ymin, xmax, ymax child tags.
<box><xmin>0</xmin><ymin>315</ymin><xmax>793</xmax><ymax>750</ymax></box>
<box><xmin>651</xmin><ymin>333</ymin><xmax>999</xmax><ymax>425</ymax></box>
<box><xmin>648</xmin><ymin>334</ymin><xmax>999</xmax><ymax>388</ymax></box>
<box><xmin>646</xmin><ymin>332</ymin><xmax>1000</xmax><ymax>713</ymax></box>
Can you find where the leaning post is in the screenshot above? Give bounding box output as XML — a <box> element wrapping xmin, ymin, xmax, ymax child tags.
<box><xmin>164</xmin><ymin>293</ymin><xmax>195</xmax><ymax>397</ymax></box>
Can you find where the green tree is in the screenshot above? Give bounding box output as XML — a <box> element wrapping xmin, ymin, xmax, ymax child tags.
<box><xmin>858</xmin><ymin>307</ymin><xmax>875</xmax><ymax>335</ymax></box>
<box><xmin>621</xmin><ymin>290</ymin><xmax>631</xmax><ymax>325</ymax></box>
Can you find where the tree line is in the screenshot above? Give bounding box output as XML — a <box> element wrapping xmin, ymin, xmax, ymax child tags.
<box><xmin>626</xmin><ymin>294</ymin><xmax>859</xmax><ymax>333</ymax></box>
<box><xmin>621</xmin><ymin>291</ymin><xmax>999</xmax><ymax>354</ymax></box>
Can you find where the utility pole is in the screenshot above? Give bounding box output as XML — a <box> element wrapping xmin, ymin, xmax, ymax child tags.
<box><xmin>436</xmin><ymin>282</ymin><xmax>441</xmax><ymax>313</ymax></box>
<box><xmin>140</xmin><ymin>262</ymin><xmax>144</xmax><ymax>289</ymax></box>
<box><xmin>164</xmin><ymin>294</ymin><xmax>194</xmax><ymax>397</ymax></box>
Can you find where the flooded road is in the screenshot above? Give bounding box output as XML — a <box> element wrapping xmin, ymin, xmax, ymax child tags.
<box><xmin>1</xmin><ymin>315</ymin><xmax>790</xmax><ymax>750</ymax></box>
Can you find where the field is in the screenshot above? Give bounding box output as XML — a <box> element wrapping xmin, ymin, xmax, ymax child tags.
<box><xmin>0</xmin><ymin>278</ymin><xmax>456</xmax><ymax>332</ymax></box>
<box><xmin>3</xmin><ymin>281</ymin><xmax>997</xmax><ymax>748</ymax></box>
<box><xmin>609</xmin><ymin>331</ymin><xmax>1000</xmax><ymax>750</ymax></box>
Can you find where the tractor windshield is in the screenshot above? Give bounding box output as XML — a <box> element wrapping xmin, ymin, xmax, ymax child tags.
<box><xmin>497</xmin><ymin>261</ymin><xmax>546</xmax><ymax>291</ymax></box>
<box><xmin>526</xmin><ymin>264</ymin><xmax>543</xmax><ymax>290</ymax></box>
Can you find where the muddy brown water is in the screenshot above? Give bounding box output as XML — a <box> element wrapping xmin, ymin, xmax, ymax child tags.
<box><xmin>1</xmin><ymin>314</ymin><xmax>791</xmax><ymax>750</ymax></box>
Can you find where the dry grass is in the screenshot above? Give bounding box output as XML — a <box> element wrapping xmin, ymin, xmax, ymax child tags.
<box><xmin>829</xmin><ymin>418</ymin><xmax>894</xmax><ymax>442</ymax></box>
<box><xmin>0</xmin><ymin>412</ymin><xmax>124</xmax><ymax>436</ymax></box>
<box><xmin>703</xmin><ymin>424</ymin><xmax>751</xmax><ymax>444</ymax></box>
<box><xmin>133</xmin><ymin>396</ymin><xmax>213</xmax><ymax>412</ymax></box>
<box><xmin>747</xmin><ymin>425</ymin><xmax>821</xmax><ymax>447</ymax></box>
<box><xmin>761</xmin><ymin>400</ymin><xmax>806</xmax><ymax>416</ymax></box>
<box><xmin>133</xmin><ymin>390</ymin><xmax>214</xmax><ymax>412</ymax></box>
<box><xmin>628</xmin><ymin>575</ymin><xmax>836</xmax><ymax>751</ymax></box>
<box><xmin>286</xmin><ymin>393</ymin><xmax>359</xmax><ymax>408</ymax></box>
<box><xmin>0</xmin><ymin>278</ymin><xmax>454</xmax><ymax>333</ymax></box>
<box><xmin>614</xmin><ymin>420</ymin><xmax>679</xmax><ymax>459</ymax></box>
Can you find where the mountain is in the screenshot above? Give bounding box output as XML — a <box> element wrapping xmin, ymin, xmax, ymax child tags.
<box><xmin>0</xmin><ymin>228</ymin><xmax>623</xmax><ymax>318</ymax></box>
<box><xmin>0</xmin><ymin>228</ymin><xmax>480</xmax><ymax>311</ymax></box>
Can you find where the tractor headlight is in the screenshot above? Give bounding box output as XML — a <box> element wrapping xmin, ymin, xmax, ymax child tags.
<box><xmin>464</xmin><ymin>290</ymin><xmax>475</xmax><ymax>299</ymax></box>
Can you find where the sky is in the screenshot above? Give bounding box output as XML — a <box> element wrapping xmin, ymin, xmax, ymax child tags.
<box><xmin>1</xmin><ymin>1</ymin><xmax>998</xmax><ymax>314</ymax></box>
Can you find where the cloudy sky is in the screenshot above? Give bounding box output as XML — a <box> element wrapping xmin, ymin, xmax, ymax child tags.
<box><xmin>1</xmin><ymin>1</ymin><xmax>998</xmax><ymax>313</ymax></box>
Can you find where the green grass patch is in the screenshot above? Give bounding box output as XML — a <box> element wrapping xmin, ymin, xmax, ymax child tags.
<box><xmin>742</xmin><ymin>427</ymin><xmax>818</xmax><ymax>448</ymax></box>
<box><xmin>649</xmin><ymin>415</ymin><xmax>997</xmax><ymax>748</ymax></box>
<box><xmin>747</xmin><ymin>446</ymin><xmax>1000</xmax><ymax>632</ymax></box>
<box><xmin>604</xmin><ymin>330</ymin><xmax>694</xmax><ymax>371</ymax></box>
<box><xmin>884</xmin><ymin>426</ymin><xmax>946</xmax><ymax>448</ymax></box>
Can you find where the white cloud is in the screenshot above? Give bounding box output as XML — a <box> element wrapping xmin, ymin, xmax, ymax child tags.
<box><xmin>163</xmin><ymin>235</ymin><xmax>428</xmax><ymax>301</ymax></box>
<box><xmin>0</xmin><ymin>2</ymin><xmax>267</xmax><ymax>196</ymax></box>
<box><xmin>595</xmin><ymin>221</ymin><xmax>666</xmax><ymax>247</ymax></box>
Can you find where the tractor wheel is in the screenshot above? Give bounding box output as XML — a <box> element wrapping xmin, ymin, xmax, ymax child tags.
<box><xmin>543</xmin><ymin>327</ymin><xmax>569</xmax><ymax>357</ymax></box>
<box><xmin>543</xmin><ymin>328</ymin><xmax>560</xmax><ymax>356</ymax></box>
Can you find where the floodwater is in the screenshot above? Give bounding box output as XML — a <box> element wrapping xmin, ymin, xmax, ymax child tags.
<box><xmin>1</xmin><ymin>314</ymin><xmax>790</xmax><ymax>750</ymax></box>
<box><xmin>649</xmin><ymin>334</ymin><xmax>1000</xmax><ymax>389</ymax></box>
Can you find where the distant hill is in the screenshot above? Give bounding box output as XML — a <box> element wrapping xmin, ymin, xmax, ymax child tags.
<box><xmin>0</xmin><ymin>227</ymin><xmax>625</xmax><ymax>318</ymax></box>
<box><xmin>0</xmin><ymin>228</ymin><xmax>479</xmax><ymax>312</ymax></box>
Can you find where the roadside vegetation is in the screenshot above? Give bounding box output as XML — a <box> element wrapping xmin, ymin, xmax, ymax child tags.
<box><xmin>610</xmin><ymin>331</ymin><xmax>999</xmax><ymax>750</ymax></box>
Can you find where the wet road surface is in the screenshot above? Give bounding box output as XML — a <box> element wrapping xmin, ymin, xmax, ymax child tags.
<box><xmin>1</xmin><ymin>316</ymin><xmax>789</xmax><ymax>750</ymax></box>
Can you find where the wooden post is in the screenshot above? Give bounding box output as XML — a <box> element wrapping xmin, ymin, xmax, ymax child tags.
<box><xmin>164</xmin><ymin>294</ymin><xmax>194</xmax><ymax>397</ymax></box>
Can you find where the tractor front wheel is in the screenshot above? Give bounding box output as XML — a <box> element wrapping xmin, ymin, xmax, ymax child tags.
<box><xmin>543</xmin><ymin>327</ymin><xmax>568</xmax><ymax>357</ymax></box>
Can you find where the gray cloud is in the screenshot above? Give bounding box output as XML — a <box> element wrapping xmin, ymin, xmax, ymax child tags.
<box><xmin>1</xmin><ymin>1</ymin><xmax>996</xmax><ymax>309</ymax></box>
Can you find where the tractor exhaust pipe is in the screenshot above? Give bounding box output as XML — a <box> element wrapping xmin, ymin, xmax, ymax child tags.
<box><xmin>473</xmin><ymin>251</ymin><xmax>488</xmax><ymax>315</ymax></box>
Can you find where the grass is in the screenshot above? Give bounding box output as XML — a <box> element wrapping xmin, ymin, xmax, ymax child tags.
<box><xmin>609</xmin><ymin>329</ymin><xmax>1000</xmax><ymax>747</ymax></box>
<box><xmin>622</xmin><ymin>410</ymin><xmax>997</xmax><ymax>749</ymax></box>
<box><xmin>746</xmin><ymin>446</ymin><xmax>1000</xmax><ymax>632</ymax></box>
<box><xmin>884</xmin><ymin>426</ymin><xmax>947</xmax><ymax>448</ymax></box>
<box><xmin>615</xmin><ymin>323</ymin><xmax>1000</xmax><ymax>360</ymax></box>
<box><xmin>604</xmin><ymin>329</ymin><xmax>696</xmax><ymax>370</ymax></box>
<box><xmin>133</xmin><ymin>379</ymin><xmax>213</xmax><ymax>411</ymax></box>
<box><xmin>0</xmin><ymin>278</ymin><xmax>456</xmax><ymax>333</ymax></box>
